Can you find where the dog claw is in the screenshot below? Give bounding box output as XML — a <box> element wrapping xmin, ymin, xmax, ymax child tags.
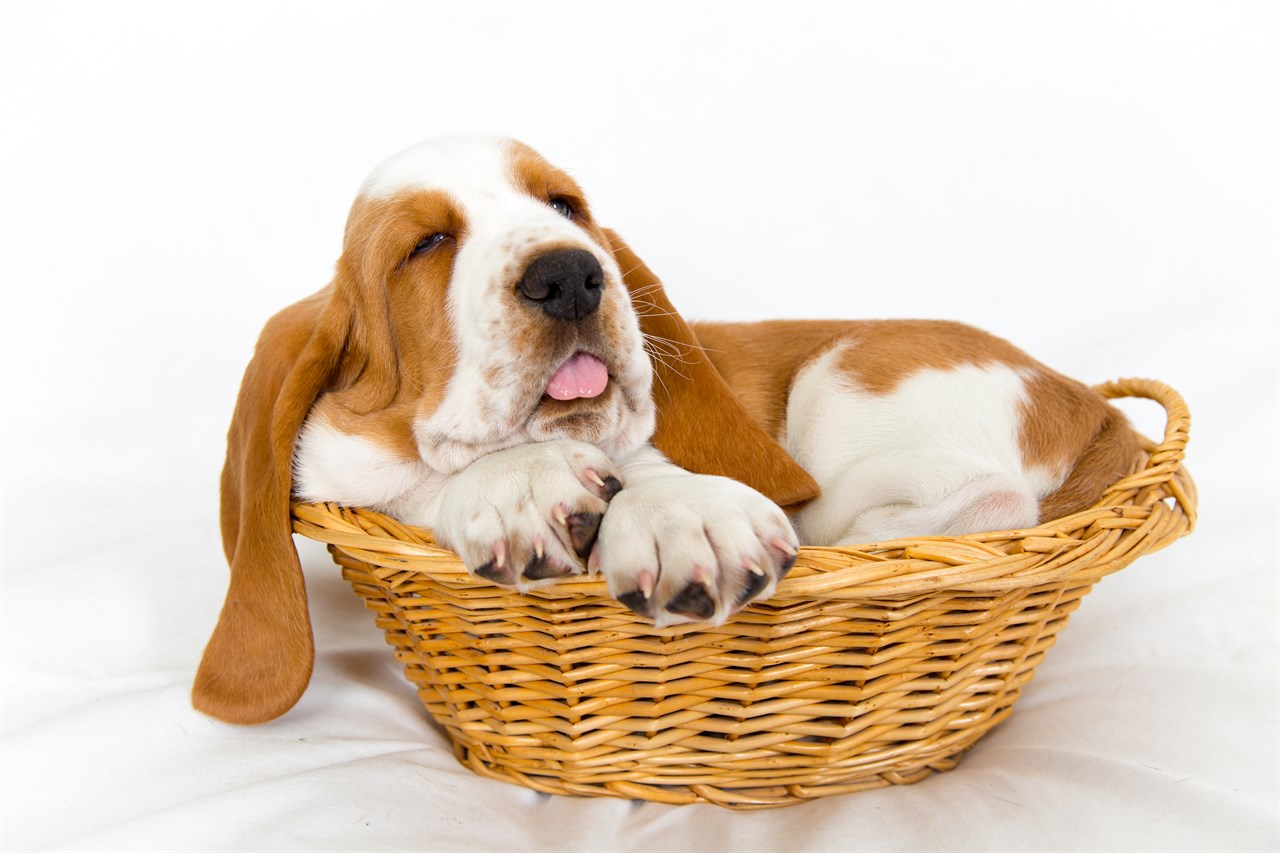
<box><xmin>599</xmin><ymin>475</ymin><xmax>622</xmax><ymax>501</ymax></box>
<box><xmin>776</xmin><ymin>552</ymin><xmax>798</xmax><ymax>579</ymax></box>
<box><xmin>584</xmin><ymin>469</ymin><xmax>623</xmax><ymax>501</ymax></box>
<box><xmin>736</xmin><ymin>566</ymin><xmax>770</xmax><ymax>605</ymax></box>
<box><xmin>769</xmin><ymin>536</ymin><xmax>798</xmax><ymax>557</ymax></box>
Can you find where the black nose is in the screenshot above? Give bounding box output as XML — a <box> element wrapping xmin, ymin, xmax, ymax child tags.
<box><xmin>517</xmin><ymin>249</ymin><xmax>604</xmax><ymax>321</ymax></box>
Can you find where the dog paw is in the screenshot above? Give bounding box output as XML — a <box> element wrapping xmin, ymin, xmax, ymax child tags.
<box><xmin>592</xmin><ymin>472</ymin><xmax>799</xmax><ymax>626</ymax></box>
<box><xmin>432</xmin><ymin>440</ymin><xmax>622</xmax><ymax>587</ymax></box>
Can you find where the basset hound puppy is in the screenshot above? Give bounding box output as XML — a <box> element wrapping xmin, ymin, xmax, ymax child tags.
<box><xmin>196</xmin><ymin>136</ymin><xmax>1138</xmax><ymax>724</ymax></box>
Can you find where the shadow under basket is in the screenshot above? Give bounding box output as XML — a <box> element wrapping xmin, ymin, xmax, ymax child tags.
<box><xmin>292</xmin><ymin>378</ymin><xmax>1196</xmax><ymax>809</ymax></box>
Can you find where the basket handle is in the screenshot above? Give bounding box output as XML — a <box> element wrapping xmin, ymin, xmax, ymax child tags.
<box><xmin>1091</xmin><ymin>377</ymin><xmax>1194</xmax><ymax>517</ymax></box>
<box><xmin>1094</xmin><ymin>377</ymin><xmax>1190</xmax><ymax>467</ymax></box>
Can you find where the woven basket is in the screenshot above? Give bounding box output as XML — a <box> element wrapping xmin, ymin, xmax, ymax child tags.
<box><xmin>292</xmin><ymin>378</ymin><xmax>1195</xmax><ymax>809</ymax></box>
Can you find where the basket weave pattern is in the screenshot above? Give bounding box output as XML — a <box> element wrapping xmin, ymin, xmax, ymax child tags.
<box><xmin>292</xmin><ymin>378</ymin><xmax>1195</xmax><ymax>809</ymax></box>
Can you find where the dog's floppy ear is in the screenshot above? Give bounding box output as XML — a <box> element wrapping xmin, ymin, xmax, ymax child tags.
<box><xmin>196</xmin><ymin>196</ymin><xmax>404</xmax><ymax>725</ymax></box>
<box><xmin>193</xmin><ymin>287</ymin><xmax>354</xmax><ymax>724</ymax></box>
<box><xmin>604</xmin><ymin>230</ymin><xmax>820</xmax><ymax>510</ymax></box>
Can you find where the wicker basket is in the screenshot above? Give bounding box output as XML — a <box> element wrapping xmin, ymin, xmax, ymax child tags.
<box><xmin>292</xmin><ymin>378</ymin><xmax>1195</xmax><ymax>809</ymax></box>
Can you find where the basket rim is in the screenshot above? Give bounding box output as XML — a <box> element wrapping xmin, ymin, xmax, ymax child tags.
<box><xmin>292</xmin><ymin>376</ymin><xmax>1195</xmax><ymax>600</ymax></box>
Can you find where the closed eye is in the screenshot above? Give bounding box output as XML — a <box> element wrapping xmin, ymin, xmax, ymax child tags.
<box><xmin>411</xmin><ymin>233</ymin><xmax>448</xmax><ymax>257</ymax></box>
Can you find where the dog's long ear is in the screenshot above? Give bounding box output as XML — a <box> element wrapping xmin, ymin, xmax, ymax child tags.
<box><xmin>604</xmin><ymin>230</ymin><xmax>820</xmax><ymax>510</ymax></box>
<box><xmin>193</xmin><ymin>287</ymin><xmax>353</xmax><ymax>724</ymax></box>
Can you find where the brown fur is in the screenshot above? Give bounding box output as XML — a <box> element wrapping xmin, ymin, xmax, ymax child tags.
<box><xmin>831</xmin><ymin>320</ymin><xmax>1039</xmax><ymax>393</ymax></box>
<box><xmin>198</xmin><ymin>291</ymin><xmax>342</xmax><ymax>724</ymax></box>
<box><xmin>1021</xmin><ymin>372</ymin><xmax>1143</xmax><ymax>521</ymax></box>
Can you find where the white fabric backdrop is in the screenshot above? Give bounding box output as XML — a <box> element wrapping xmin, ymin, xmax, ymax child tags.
<box><xmin>3</xmin><ymin>2</ymin><xmax>1276</xmax><ymax>850</ymax></box>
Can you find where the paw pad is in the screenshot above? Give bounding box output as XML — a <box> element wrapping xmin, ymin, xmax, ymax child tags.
<box><xmin>522</xmin><ymin>554</ymin><xmax>572</xmax><ymax>581</ymax></box>
<box><xmin>476</xmin><ymin>559</ymin><xmax>516</xmax><ymax>585</ymax></box>
<box><xmin>565</xmin><ymin>512</ymin><xmax>603</xmax><ymax>558</ymax></box>
<box><xmin>665</xmin><ymin>582</ymin><xmax>716</xmax><ymax>620</ymax></box>
<box><xmin>617</xmin><ymin>588</ymin><xmax>655</xmax><ymax>619</ymax></box>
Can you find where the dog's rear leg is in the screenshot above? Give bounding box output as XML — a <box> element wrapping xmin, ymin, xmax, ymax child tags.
<box><xmin>833</xmin><ymin>473</ymin><xmax>1040</xmax><ymax>546</ymax></box>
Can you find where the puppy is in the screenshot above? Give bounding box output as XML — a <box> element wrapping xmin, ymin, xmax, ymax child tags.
<box><xmin>196</xmin><ymin>137</ymin><xmax>1137</xmax><ymax>724</ymax></box>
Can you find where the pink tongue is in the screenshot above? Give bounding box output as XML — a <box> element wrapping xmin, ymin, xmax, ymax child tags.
<box><xmin>546</xmin><ymin>352</ymin><xmax>609</xmax><ymax>400</ymax></box>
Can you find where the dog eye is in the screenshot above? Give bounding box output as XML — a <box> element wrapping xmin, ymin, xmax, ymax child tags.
<box><xmin>411</xmin><ymin>233</ymin><xmax>447</xmax><ymax>256</ymax></box>
<box><xmin>549</xmin><ymin>198</ymin><xmax>575</xmax><ymax>221</ymax></box>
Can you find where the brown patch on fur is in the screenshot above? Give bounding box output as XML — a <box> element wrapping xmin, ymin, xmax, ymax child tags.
<box><xmin>1021</xmin><ymin>371</ymin><xmax>1142</xmax><ymax>521</ymax></box>
<box><xmin>833</xmin><ymin>320</ymin><xmax>1038</xmax><ymax>394</ymax></box>
<box><xmin>605</xmin><ymin>231</ymin><xmax>821</xmax><ymax>510</ymax></box>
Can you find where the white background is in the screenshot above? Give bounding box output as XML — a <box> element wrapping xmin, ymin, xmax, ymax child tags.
<box><xmin>2</xmin><ymin>2</ymin><xmax>1276</xmax><ymax>850</ymax></box>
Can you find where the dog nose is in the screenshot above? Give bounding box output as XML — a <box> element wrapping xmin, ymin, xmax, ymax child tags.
<box><xmin>517</xmin><ymin>249</ymin><xmax>604</xmax><ymax>321</ymax></box>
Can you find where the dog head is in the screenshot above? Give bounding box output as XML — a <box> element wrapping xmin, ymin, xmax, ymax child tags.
<box><xmin>350</xmin><ymin>136</ymin><xmax>656</xmax><ymax>472</ymax></box>
<box><xmin>194</xmin><ymin>137</ymin><xmax>819</xmax><ymax>724</ymax></box>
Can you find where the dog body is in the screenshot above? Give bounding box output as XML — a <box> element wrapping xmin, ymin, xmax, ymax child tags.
<box><xmin>691</xmin><ymin>319</ymin><xmax>1134</xmax><ymax>545</ymax></box>
<box><xmin>196</xmin><ymin>137</ymin><xmax>1136</xmax><ymax>724</ymax></box>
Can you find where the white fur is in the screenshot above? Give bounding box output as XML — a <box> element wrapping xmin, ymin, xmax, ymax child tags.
<box><xmin>787</xmin><ymin>349</ymin><xmax>1061</xmax><ymax>545</ymax></box>
<box><xmin>294</xmin><ymin>416</ymin><xmax>430</xmax><ymax>509</ymax></box>
<box><xmin>358</xmin><ymin>135</ymin><xmax>511</xmax><ymax>201</ymax></box>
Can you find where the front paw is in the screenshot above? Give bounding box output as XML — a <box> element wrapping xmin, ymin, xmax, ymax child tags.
<box><xmin>592</xmin><ymin>474</ymin><xmax>799</xmax><ymax>627</ymax></box>
<box><xmin>432</xmin><ymin>441</ymin><xmax>621</xmax><ymax>587</ymax></box>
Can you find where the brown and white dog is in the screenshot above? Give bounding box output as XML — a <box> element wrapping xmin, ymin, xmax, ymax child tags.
<box><xmin>196</xmin><ymin>136</ymin><xmax>1137</xmax><ymax>724</ymax></box>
